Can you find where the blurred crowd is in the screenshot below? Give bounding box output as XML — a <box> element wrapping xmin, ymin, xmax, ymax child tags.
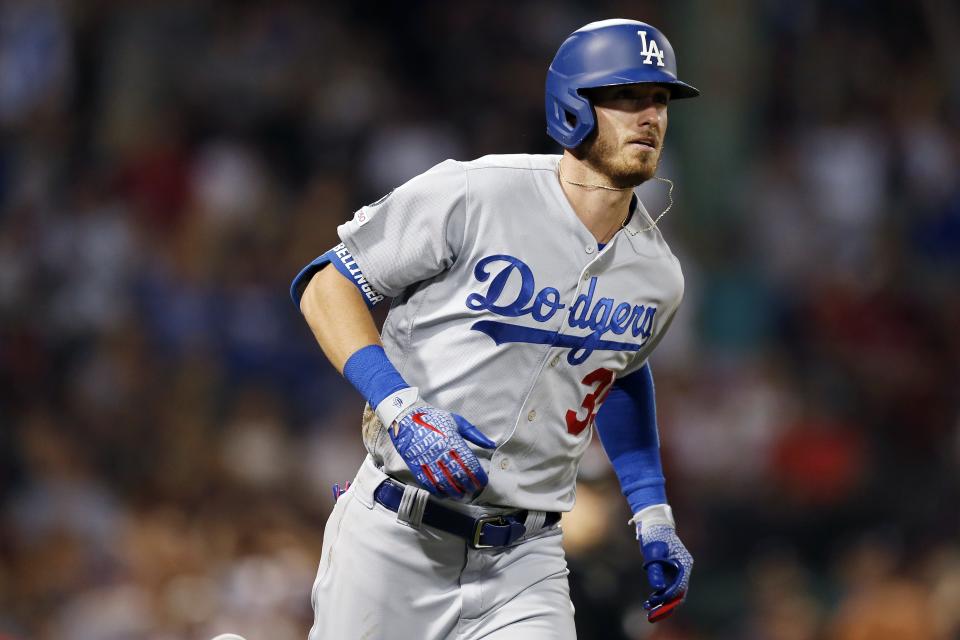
<box><xmin>1</xmin><ymin>1</ymin><xmax>958</xmax><ymax>639</ymax></box>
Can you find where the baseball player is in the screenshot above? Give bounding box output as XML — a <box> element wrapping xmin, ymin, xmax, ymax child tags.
<box><xmin>292</xmin><ymin>19</ymin><xmax>698</xmax><ymax>639</ymax></box>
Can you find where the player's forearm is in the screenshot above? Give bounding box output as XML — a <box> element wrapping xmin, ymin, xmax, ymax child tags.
<box><xmin>299</xmin><ymin>265</ymin><xmax>411</xmax><ymax>422</ymax></box>
<box><xmin>299</xmin><ymin>265</ymin><xmax>382</xmax><ymax>374</ymax></box>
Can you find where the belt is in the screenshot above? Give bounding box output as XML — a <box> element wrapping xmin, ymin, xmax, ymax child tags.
<box><xmin>373</xmin><ymin>479</ymin><xmax>561</xmax><ymax>549</ymax></box>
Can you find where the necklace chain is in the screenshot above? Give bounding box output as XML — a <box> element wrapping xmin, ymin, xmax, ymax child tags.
<box><xmin>557</xmin><ymin>161</ymin><xmax>675</xmax><ymax>233</ymax></box>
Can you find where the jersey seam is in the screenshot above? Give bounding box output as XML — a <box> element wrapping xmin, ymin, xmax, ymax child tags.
<box><xmin>461</xmin><ymin>155</ymin><xmax>560</xmax><ymax>174</ymax></box>
<box><xmin>393</xmin><ymin>272</ymin><xmax>438</xmax><ymax>399</ymax></box>
<box><xmin>455</xmin><ymin>161</ymin><xmax>469</xmax><ymax>264</ymax></box>
<box><xmin>336</xmin><ymin>230</ymin><xmax>398</xmax><ymax>300</ymax></box>
<box><xmin>380</xmin><ymin>163</ymin><xmax>465</xmax><ymax>413</ymax></box>
<box><xmin>491</xmin><ymin>339</ymin><xmax>557</xmax><ymax>467</ymax></box>
<box><xmin>464</xmin><ymin>165</ymin><xmax>560</xmax><ymax>173</ymax></box>
<box><xmin>377</xmin><ymin>160</ymin><xmax>468</xmax><ymax>387</ymax></box>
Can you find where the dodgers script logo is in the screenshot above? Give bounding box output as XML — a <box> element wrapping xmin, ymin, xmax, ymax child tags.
<box><xmin>465</xmin><ymin>255</ymin><xmax>657</xmax><ymax>365</ymax></box>
<box><xmin>637</xmin><ymin>30</ymin><xmax>665</xmax><ymax>67</ymax></box>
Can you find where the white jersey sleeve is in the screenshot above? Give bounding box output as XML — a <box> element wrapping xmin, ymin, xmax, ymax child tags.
<box><xmin>337</xmin><ymin>159</ymin><xmax>466</xmax><ymax>298</ymax></box>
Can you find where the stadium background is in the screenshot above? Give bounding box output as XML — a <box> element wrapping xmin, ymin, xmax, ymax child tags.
<box><xmin>1</xmin><ymin>1</ymin><xmax>958</xmax><ymax>638</ymax></box>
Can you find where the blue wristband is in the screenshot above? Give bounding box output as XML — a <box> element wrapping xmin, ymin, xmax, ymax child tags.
<box><xmin>595</xmin><ymin>364</ymin><xmax>667</xmax><ymax>512</ymax></box>
<box><xmin>342</xmin><ymin>345</ymin><xmax>409</xmax><ymax>409</ymax></box>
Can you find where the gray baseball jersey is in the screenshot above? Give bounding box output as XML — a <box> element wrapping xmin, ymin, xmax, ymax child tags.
<box><xmin>339</xmin><ymin>153</ymin><xmax>684</xmax><ymax>513</ymax></box>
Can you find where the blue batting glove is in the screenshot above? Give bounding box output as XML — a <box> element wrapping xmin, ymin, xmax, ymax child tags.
<box><xmin>632</xmin><ymin>504</ymin><xmax>693</xmax><ymax>623</ymax></box>
<box><xmin>376</xmin><ymin>388</ymin><xmax>496</xmax><ymax>500</ymax></box>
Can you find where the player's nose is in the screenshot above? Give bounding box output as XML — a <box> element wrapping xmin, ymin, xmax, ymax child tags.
<box><xmin>636</xmin><ymin>103</ymin><xmax>662</xmax><ymax>129</ymax></box>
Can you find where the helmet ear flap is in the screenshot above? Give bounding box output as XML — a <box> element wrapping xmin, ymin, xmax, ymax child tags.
<box><xmin>545</xmin><ymin>85</ymin><xmax>596</xmax><ymax>149</ymax></box>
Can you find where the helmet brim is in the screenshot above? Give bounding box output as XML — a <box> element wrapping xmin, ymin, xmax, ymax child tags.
<box><xmin>665</xmin><ymin>81</ymin><xmax>700</xmax><ymax>99</ymax></box>
<box><xmin>576</xmin><ymin>70</ymin><xmax>701</xmax><ymax>100</ymax></box>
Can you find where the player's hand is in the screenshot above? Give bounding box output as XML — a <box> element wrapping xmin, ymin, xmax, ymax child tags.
<box><xmin>379</xmin><ymin>391</ymin><xmax>496</xmax><ymax>500</ymax></box>
<box><xmin>632</xmin><ymin>504</ymin><xmax>693</xmax><ymax>623</ymax></box>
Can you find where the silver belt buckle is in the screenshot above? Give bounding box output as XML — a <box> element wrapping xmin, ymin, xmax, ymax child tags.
<box><xmin>472</xmin><ymin>515</ymin><xmax>506</xmax><ymax>549</ymax></box>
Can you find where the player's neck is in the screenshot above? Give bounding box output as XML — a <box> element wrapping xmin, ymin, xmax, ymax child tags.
<box><xmin>557</xmin><ymin>155</ymin><xmax>634</xmax><ymax>245</ymax></box>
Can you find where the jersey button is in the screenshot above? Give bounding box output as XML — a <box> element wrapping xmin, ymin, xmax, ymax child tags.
<box><xmin>585</xmin><ymin>245</ymin><xmax>595</xmax><ymax>254</ymax></box>
<box><xmin>527</xmin><ymin>410</ymin><xmax>537</xmax><ymax>421</ymax></box>
<box><xmin>550</xmin><ymin>355</ymin><xmax>560</xmax><ymax>367</ymax></box>
<box><xmin>499</xmin><ymin>458</ymin><xmax>510</xmax><ymax>470</ymax></box>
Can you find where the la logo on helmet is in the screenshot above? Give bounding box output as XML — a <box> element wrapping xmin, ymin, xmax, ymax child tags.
<box><xmin>637</xmin><ymin>30</ymin><xmax>665</xmax><ymax>67</ymax></box>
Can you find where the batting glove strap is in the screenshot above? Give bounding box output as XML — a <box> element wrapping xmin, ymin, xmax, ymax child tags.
<box><xmin>629</xmin><ymin>503</ymin><xmax>676</xmax><ymax>540</ymax></box>
<box><xmin>375</xmin><ymin>386</ymin><xmax>421</xmax><ymax>429</ymax></box>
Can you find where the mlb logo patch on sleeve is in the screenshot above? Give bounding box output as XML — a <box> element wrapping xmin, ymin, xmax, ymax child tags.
<box><xmin>355</xmin><ymin>189</ymin><xmax>394</xmax><ymax>227</ymax></box>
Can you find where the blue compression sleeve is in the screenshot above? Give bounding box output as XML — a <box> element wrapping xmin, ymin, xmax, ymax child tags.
<box><xmin>342</xmin><ymin>345</ymin><xmax>409</xmax><ymax>409</ymax></box>
<box><xmin>594</xmin><ymin>364</ymin><xmax>667</xmax><ymax>512</ymax></box>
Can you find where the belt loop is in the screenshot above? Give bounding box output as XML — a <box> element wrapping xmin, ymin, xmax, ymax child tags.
<box><xmin>396</xmin><ymin>483</ymin><xmax>430</xmax><ymax>529</ymax></box>
<box><xmin>353</xmin><ymin>456</ymin><xmax>388</xmax><ymax>509</ymax></box>
<box><xmin>523</xmin><ymin>510</ymin><xmax>546</xmax><ymax>534</ymax></box>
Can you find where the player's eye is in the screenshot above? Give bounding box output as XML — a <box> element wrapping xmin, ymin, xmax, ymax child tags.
<box><xmin>653</xmin><ymin>92</ymin><xmax>670</xmax><ymax>105</ymax></box>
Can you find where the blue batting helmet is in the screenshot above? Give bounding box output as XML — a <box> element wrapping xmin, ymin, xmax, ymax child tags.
<box><xmin>545</xmin><ymin>19</ymin><xmax>700</xmax><ymax>149</ymax></box>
